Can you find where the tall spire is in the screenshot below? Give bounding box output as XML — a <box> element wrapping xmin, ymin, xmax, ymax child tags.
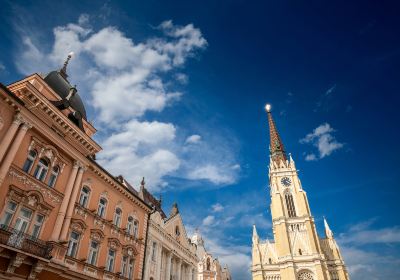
<box><xmin>265</xmin><ymin>104</ymin><xmax>287</xmax><ymax>163</ymax></box>
<box><xmin>324</xmin><ymin>217</ymin><xmax>334</xmax><ymax>239</ymax></box>
<box><xmin>252</xmin><ymin>224</ymin><xmax>259</xmax><ymax>244</ymax></box>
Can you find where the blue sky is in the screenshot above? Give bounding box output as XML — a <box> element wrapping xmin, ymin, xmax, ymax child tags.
<box><xmin>1</xmin><ymin>1</ymin><xmax>399</xmax><ymax>279</ymax></box>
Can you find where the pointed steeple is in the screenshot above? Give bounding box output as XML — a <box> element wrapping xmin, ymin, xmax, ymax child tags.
<box><xmin>324</xmin><ymin>217</ymin><xmax>334</xmax><ymax>239</ymax></box>
<box><xmin>265</xmin><ymin>104</ymin><xmax>287</xmax><ymax>163</ymax></box>
<box><xmin>252</xmin><ymin>224</ymin><xmax>259</xmax><ymax>244</ymax></box>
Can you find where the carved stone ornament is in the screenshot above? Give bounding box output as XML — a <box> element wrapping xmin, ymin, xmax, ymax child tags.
<box><xmin>44</xmin><ymin>149</ymin><xmax>54</xmax><ymax>161</ymax></box>
<box><xmin>27</xmin><ymin>195</ymin><xmax>38</xmax><ymax>207</ymax></box>
<box><xmin>8</xmin><ymin>169</ymin><xmax>62</xmax><ymax>204</ymax></box>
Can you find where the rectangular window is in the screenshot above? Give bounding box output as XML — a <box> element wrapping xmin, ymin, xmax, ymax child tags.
<box><xmin>67</xmin><ymin>231</ymin><xmax>80</xmax><ymax>257</ymax></box>
<box><xmin>106</xmin><ymin>249</ymin><xmax>115</xmax><ymax>272</ymax></box>
<box><xmin>121</xmin><ymin>256</ymin><xmax>128</xmax><ymax>277</ymax></box>
<box><xmin>31</xmin><ymin>214</ymin><xmax>44</xmax><ymax>239</ymax></box>
<box><xmin>151</xmin><ymin>241</ymin><xmax>157</xmax><ymax>261</ymax></box>
<box><xmin>1</xmin><ymin>201</ymin><xmax>17</xmax><ymax>227</ymax></box>
<box><xmin>88</xmin><ymin>241</ymin><xmax>99</xmax><ymax>265</ymax></box>
<box><xmin>128</xmin><ymin>258</ymin><xmax>134</xmax><ymax>280</ymax></box>
<box><xmin>14</xmin><ymin>207</ymin><xmax>32</xmax><ymax>233</ymax></box>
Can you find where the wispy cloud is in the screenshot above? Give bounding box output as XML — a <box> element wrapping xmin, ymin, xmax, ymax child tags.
<box><xmin>337</xmin><ymin>218</ymin><xmax>400</xmax><ymax>280</ymax></box>
<box><xmin>300</xmin><ymin>123</ymin><xmax>344</xmax><ymax>161</ymax></box>
<box><xmin>314</xmin><ymin>84</ymin><xmax>336</xmax><ymax>112</ymax></box>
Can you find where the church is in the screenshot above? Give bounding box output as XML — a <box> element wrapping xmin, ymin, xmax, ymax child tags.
<box><xmin>252</xmin><ymin>105</ymin><xmax>349</xmax><ymax>280</ymax></box>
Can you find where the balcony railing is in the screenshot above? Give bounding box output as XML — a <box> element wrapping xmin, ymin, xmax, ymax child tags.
<box><xmin>0</xmin><ymin>224</ymin><xmax>52</xmax><ymax>259</ymax></box>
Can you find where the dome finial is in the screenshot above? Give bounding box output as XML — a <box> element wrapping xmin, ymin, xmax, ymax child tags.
<box><xmin>265</xmin><ymin>103</ymin><xmax>271</xmax><ymax>112</ymax></box>
<box><xmin>60</xmin><ymin>52</ymin><xmax>74</xmax><ymax>79</ymax></box>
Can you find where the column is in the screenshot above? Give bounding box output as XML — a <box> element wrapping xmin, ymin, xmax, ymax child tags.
<box><xmin>0</xmin><ymin>113</ymin><xmax>23</xmax><ymax>163</ymax></box>
<box><xmin>50</xmin><ymin>161</ymin><xmax>80</xmax><ymax>241</ymax></box>
<box><xmin>59</xmin><ymin>165</ymin><xmax>85</xmax><ymax>241</ymax></box>
<box><xmin>155</xmin><ymin>246</ymin><xmax>163</xmax><ymax>280</ymax></box>
<box><xmin>177</xmin><ymin>259</ymin><xmax>182</xmax><ymax>280</ymax></box>
<box><xmin>165</xmin><ymin>252</ymin><xmax>172</xmax><ymax>280</ymax></box>
<box><xmin>0</xmin><ymin>121</ymin><xmax>31</xmax><ymax>185</ymax></box>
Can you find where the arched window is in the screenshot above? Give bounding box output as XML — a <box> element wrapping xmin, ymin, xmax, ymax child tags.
<box><xmin>113</xmin><ymin>208</ymin><xmax>122</xmax><ymax>227</ymax></box>
<box><xmin>79</xmin><ymin>186</ymin><xmax>90</xmax><ymax>207</ymax></box>
<box><xmin>133</xmin><ymin>220</ymin><xmax>139</xmax><ymax>238</ymax></box>
<box><xmin>47</xmin><ymin>165</ymin><xmax>60</xmax><ymax>187</ymax></box>
<box><xmin>298</xmin><ymin>248</ymin><xmax>302</xmax><ymax>255</ymax></box>
<box><xmin>33</xmin><ymin>158</ymin><xmax>49</xmax><ymax>182</ymax></box>
<box><xmin>268</xmin><ymin>258</ymin><xmax>272</xmax><ymax>264</ymax></box>
<box><xmin>285</xmin><ymin>192</ymin><xmax>296</xmax><ymax>217</ymax></box>
<box><xmin>175</xmin><ymin>226</ymin><xmax>180</xmax><ymax>236</ymax></box>
<box><xmin>127</xmin><ymin>216</ymin><xmax>134</xmax><ymax>235</ymax></box>
<box><xmin>206</xmin><ymin>258</ymin><xmax>211</xmax><ymax>270</ymax></box>
<box><xmin>97</xmin><ymin>198</ymin><xmax>107</xmax><ymax>218</ymax></box>
<box><xmin>23</xmin><ymin>150</ymin><xmax>37</xmax><ymax>173</ymax></box>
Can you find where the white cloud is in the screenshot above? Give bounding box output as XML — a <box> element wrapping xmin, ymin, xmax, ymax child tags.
<box><xmin>14</xmin><ymin>15</ymin><xmax>240</xmax><ymax>190</ymax></box>
<box><xmin>185</xmin><ymin>134</ymin><xmax>201</xmax><ymax>144</ymax></box>
<box><xmin>0</xmin><ymin>62</ymin><xmax>6</xmax><ymax>72</ymax></box>
<box><xmin>300</xmin><ymin>123</ymin><xmax>344</xmax><ymax>160</ymax></box>
<box><xmin>188</xmin><ymin>164</ymin><xmax>237</xmax><ymax>185</ymax></box>
<box><xmin>175</xmin><ymin>73</ymin><xmax>188</xmax><ymax>84</ymax></box>
<box><xmin>212</xmin><ymin>203</ymin><xmax>224</xmax><ymax>212</ymax></box>
<box><xmin>202</xmin><ymin>215</ymin><xmax>215</xmax><ymax>226</ymax></box>
<box><xmin>305</xmin><ymin>153</ymin><xmax>317</xmax><ymax>161</ymax></box>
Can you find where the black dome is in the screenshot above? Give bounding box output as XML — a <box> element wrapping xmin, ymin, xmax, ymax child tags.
<box><xmin>44</xmin><ymin>71</ymin><xmax>87</xmax><ymax>120</ymax></box>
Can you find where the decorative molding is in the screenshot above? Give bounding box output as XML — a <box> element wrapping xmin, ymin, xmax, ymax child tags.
<box><xmin>8</xmin><ymin>167</ymin><xmax>63</xmax><ymax>204</ymax></box>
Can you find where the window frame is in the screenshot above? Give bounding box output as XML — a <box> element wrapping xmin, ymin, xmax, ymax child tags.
<box><xmin>113</xmin><ymin>208</ymin><xmax>122</xmax><ymax>227</ymax></box>
<box><xmin>106</xmin><ymin>249</ymin><xmax>116</xmax><ymax>272</ymax></box>
<box><xmin>79</xmin><ymin>186</ymin><xmax>91</xmax><ymax>207</ymax></box>
<box><xmin>22</xmin><ymin>149</ymin><xmax>37</xmax><ymax>173</ymax></box>
<box><xmin>88</xmin><ymin>240</ymin><xmax>100</xmax><ymax>265</ymax></box>
<box><xmin>0</xmin><ymin>201</ymin><xmax>17</xmax><ymax>227</ymax></box>
<box><xmin>97</xmin><ymin>198</ymin><xmax>107</xmax><ymax>218</ymax></box>
<box><xmin>67</xmin><ymin>231</ymin><xmax>81</xmax><ymax>258</ymax></box>
<box><xmin>33</xmin><ymin>158</ymin><xmax>50</xmax><ymax>182</ymax></box>
<box><xmin>47</xmin><ymin>165</ymin><xmax>60</xmax><ymax>188</ymax></box>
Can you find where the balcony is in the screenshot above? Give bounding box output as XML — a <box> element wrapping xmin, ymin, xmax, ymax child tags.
<box><xmin>0</xmin><ymin>225</ymin><xmax>52</xmax><ymax>259</ymax></box>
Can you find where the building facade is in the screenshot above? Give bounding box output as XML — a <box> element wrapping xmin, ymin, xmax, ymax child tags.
<box><xmin>191</xmin><ymin>231</ymin><xmax>231</xmax><ymax>280</ymax></box>
<box><xmin>140</xmin><ymin>183</ymin><xmax>198</xmax><ymax>280</ymax></box>
<box><xmin>0</xmin><ymin>62</ymin><xmax>152</xmax><ymax>279</ymax></box>
<box><xmin>252</xmin><ymin>105</ymin><xmax>349</xmax><ymax>280</ymax></box>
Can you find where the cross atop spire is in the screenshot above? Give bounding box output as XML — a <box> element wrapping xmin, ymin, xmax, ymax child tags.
<box><xmin>265</xmin><ymin>104</ymin><xmax>287</xmax><ymax>163</ymax></box>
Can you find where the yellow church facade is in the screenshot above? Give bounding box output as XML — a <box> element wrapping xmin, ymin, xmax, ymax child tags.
<box><xmin>252</xmin><ymin>105</ymin><xmax>350</xmax><ymax>280</ymax></box>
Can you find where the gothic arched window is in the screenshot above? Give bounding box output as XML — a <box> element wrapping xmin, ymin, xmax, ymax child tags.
<box><xmin>285</xmin><ymin>192</ymin><xmax>296</xmax><ymax>217</ymax></box>
<box><xmin>23</xmin><ymin>149</ymin><xmax>37</xmax><ymax>173</ymax></box>
<box><xmin>207</xmin><ymin>258</ymin><xmax>211</xmax><ymax>270</ymax></box>
<box><xmin>33</xmin><ymin>158</ymin><xmax>49</xmax><ymax>182</ymax></box>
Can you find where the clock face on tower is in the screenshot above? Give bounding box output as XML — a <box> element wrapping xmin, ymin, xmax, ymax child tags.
<box><xmin>281</xmin><ymin>177</ymin><xmax>291</xmax><ymax>187</ymax></box>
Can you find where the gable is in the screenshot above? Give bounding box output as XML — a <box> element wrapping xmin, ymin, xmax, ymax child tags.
<box><xmin>164</xmin><ymin>213</ymin><xmax>191</xmax><ymax>248</ymax></box>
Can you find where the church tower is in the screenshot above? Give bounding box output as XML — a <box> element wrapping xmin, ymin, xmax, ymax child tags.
<box><xmin>252</xmin><ymin>104</ymin><xmax>349</xmax><ymax>280</ymax></box>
